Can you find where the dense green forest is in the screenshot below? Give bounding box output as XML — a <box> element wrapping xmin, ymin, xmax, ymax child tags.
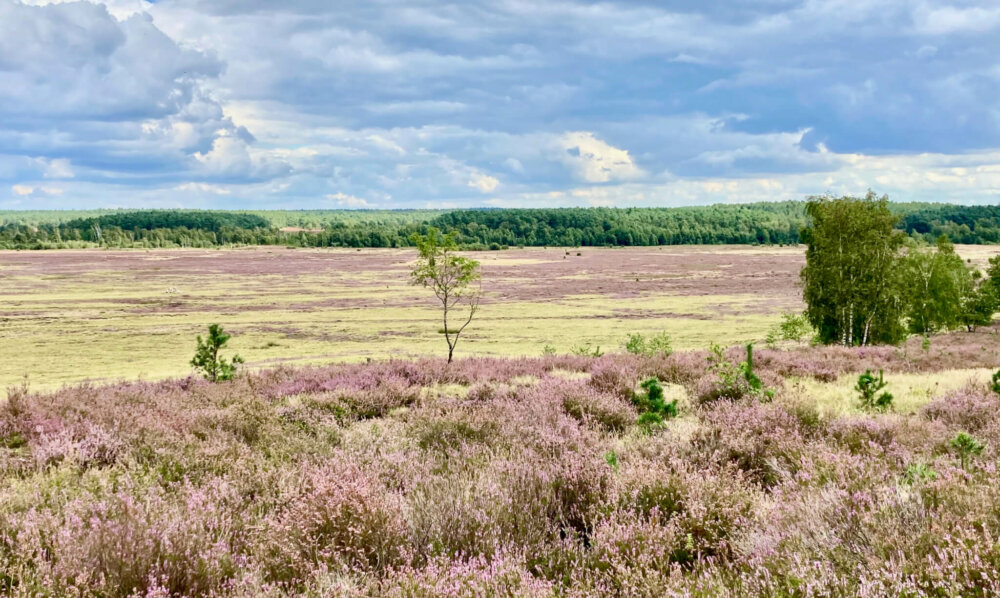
<box><xmin>1</xmin><ymin>201</ymin><xmax>999</xmax><ymax>249</ymax></box>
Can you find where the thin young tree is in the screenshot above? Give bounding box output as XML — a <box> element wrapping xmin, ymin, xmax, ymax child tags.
<box><xmin>410</xmin><ymin>227</ymin><xmax>481</xmax><ymax>363</ymax></box>
<box><xmin>191</xmin><ymin>323</ymin><xmax>244</xmax><ymax>382</ymax></box>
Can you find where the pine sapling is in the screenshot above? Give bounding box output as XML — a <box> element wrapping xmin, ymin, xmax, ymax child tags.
<box><xmin>950</xmin><ymin>432</ymin><xmax>985</xmax><ymax>470</ymax></box>
<box><xmin>191</xmin><ymin>324</ymin><xmax>244</xmax><ymax>382</ymax></box>
<box><xmin>855</xmin><ymin>369</ymin><xmax>893</xmax><ymax>411</ymax></box>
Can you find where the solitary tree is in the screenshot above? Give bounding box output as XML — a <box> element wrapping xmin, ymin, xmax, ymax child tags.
<box><xmin>410</xmin><ymin>228</ymin><xmax>481</xmax><ymax>363</ymax></box>
<box><xmin>801</xmin><ymin>192</ymin><xmax>906</xmax><ymax>346</ymax></box>
<box><xmin>191</xmin><ymin>324</ymin><xmax>244</xmax><ymax>382</ymax></box>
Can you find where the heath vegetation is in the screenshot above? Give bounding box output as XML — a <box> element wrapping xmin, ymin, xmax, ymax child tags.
<box><xmin>1</xmin><ymin>195</ymin><xmax>999</xmax><ymax>596</ymax></box>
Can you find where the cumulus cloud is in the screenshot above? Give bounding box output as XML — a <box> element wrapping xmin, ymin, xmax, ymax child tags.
<box><xmin>327</xmin><ymin>192</ymin><xmax>373</xmax><ymax>207</ymax></box>
<box><xmin>0</xmin><ymin>1</ymin><xmax>220</xmax><ymax>119</ymax></box>
<box><xmin>2</xmin><ymin>0</ymin><xmax>1000</xmax><ymax>208</ymax></box>
<box><xmin>558</xmin><ymin>132</ymin><xmax>643</xmax><ymax>183</ymax></box>
<box><xmin>175</xmin><ymin>182</ymin><xmax>232</xmax><ymax>195</ymax></box>
<box><xmin>194</xmin><ymin>134</ymin><xmax>290</xmax><ymax>179</ymax></box>
<box><xmin>468</xmin><ymin>173</ymin><xmax>499</xmax><ymax>192</ymax></box>
<box><xmin>10</xmin><ymin>184</ymin><xmax>63</xmax><ymax>196</ymax></box>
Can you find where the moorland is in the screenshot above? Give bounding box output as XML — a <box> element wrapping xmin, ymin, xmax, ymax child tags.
<box><xmin>3</xmin><ymin>198</ymin><xmax>1000</xmax><ymax>597</ymax></box>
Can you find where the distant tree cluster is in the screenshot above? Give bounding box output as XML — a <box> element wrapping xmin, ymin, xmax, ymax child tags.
<box><xmin>4</xmin><ymin>202</ymin><xmax>1000</xmax><ymax>250</ymax></box>
<box><xmin>802</xmin><ymin>193</ymin><xmax>999</xmax><ymax>346</ymax></box>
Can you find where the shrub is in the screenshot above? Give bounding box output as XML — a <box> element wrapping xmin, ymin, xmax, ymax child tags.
<box><xmin>765</xmin><ymin>313</ymin><xmax>813</xmax><ymax>347</ymax></box>
<box><xmin>264</xmin><ymin>463</ymin><xmax>410</xmax><ymax>582</ymax></box>
<box><xmin>697</xmin><ymin>344</ymin><xmax>772</xmax><ymax>403</ymax></box>
<box><xmin>855</xmin><ymin>369</ymin><xmax>893</xmax><ymax>411</ymax></box>
<box><xmin>690</xmin><ymin>402</ymin><xmax>807</xmax><ymax>487</ymax></box>
<box><xmin>921</xmin><ymin>385</ymin><xmax>998</xmax><ymax>432</ymax></box>
<box><xmin>631</xmin><ymin>377</ymin><xmax>678</xmax><ymax>430</ymax></box>
<box><xmin>992</xmin><ymin>369</ymin><xmax>1000</xmax><ymax>394</ymax></box>
<box><xmin>571</xmin><ymin>344</ymin><xmax>604</xmax><ymax>357</ymax></box>
<box><xmin>902</xmin><ymin>462</ymin><xmax>938</xmax><ymax>485</ymax></box>
<box><xmin>588</xmin><ymin>362</ymin><xmax>637</xmax><ymax>399</ymax></box>
<box><xmin>950</xmin><ymin>432</ymin><xmax>985</xmax><ymax>470</ymax></box>
<box><xmin>560</xmin><ymin>385</ymin><xmax>635</xmax><ymax>433</ymax></box>
<box><xmin>191</xmin><ymin>324</ymin><xmax>244</xmax><ymax>382</ymax></box>
<box><xmin>623</xmin><ymin>332</ymin><xmax>673</xmax><ymax>357</ymax></box>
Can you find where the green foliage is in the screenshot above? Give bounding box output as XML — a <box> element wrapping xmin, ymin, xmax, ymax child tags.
<box><xmin>902</xmin><ymin>462</ymin><xmax>938</xmax><ymax>485</ymax></box>
<box><xmin>410</xmin><ymin>227</ymin><xmax>482</xmax><ymax>364</ymax></box>
<box><xmin>604</xmin><ymin>451</ymin><xmax>619</xmax><ymax>471</ymax></box>
<box><xmin>766</xmin><ymin>313</ymin><xmax>813</xmax><ymax>348</ymax></box>
<box><xmin>854</xmin><ymin>369</ymin><xmax>893</xmax><ymax>412</ymax></box>
<box><xmin>7</xmin><ymin>201</ymin><xmax>1000</xmax><ymax>250</ymax></box>
<box><xmin>950</xmin><ymin>432</ymin><xmax>985</xmax><ymax>470</ymax></box>
<box><xmin>623</xmin><ymin>331</ymin><xmax>673</xmax><ymax>357</ymax></box>
<box><xmin>542</xmin><ymin>344</ymin><xmax>557</xmax><ymax>356</ymax></box>
<box><xmin>958</xmin><ymin>271</ymin><xmax>998</xmax><ymax>332</ymax></box>
<box><xmin>570</xmin><ymin>344</ymin><xmax>604</xmax><ymax>357</ymax></box>
<box><xmin>632</xmin><ymin>377</ymin><xmax>678</xmax><ymax>430</ymax></box>
<box><xmin>992</xmin><ymin>370</ymin><xmax>1000</xmax><ymax>395</ymax></box>
<box><xmin>704</xmin><ymin>343</ymin><xmax>772</xmax><ymax>402</ymax></box>
<box><xmin>801</xmin><ymin>192</ymin><xmax>907</xmax><ymax>346</ymax></box>
<box><xmin>988</xmin><ymin>255</ymin><xmax>1000</xmax><ymax>294</ymax></box>
<box><xmin>190</xmin><ymin>324</ymin><xmax>244</xmax><ymax>382</ymax></box>
<box><xmin>903</xmin><ymin>237</ymin><xmax>972</xmax><ymax>334</ymax></box>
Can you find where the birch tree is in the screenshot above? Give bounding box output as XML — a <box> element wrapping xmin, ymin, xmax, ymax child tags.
<box><xmin>410</xmin><ymin>228</ymin><xmax>481</xmax><ymax>363</ymax></box>
<box><xmin>801</xmin><ymin>192</ymin><xmax>906</xmax><ymax>346</ymax></box>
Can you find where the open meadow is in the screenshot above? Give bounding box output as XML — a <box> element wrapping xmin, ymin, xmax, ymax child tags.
<box><xmin>0</xmin><ymin>245</ymin><xmax>818</xmax><ymax>390</ymax></box>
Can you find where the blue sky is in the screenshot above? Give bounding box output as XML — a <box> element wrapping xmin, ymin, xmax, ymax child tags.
<box><xmin>2</xmin><ymin>0</ymin><xmax>999</xmax><ymax>209</ymax></box>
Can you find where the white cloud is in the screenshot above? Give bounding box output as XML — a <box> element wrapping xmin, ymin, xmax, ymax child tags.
<box><xmin>194</xmin><ymin>134</ymin><xmax>290</xmax><ymax>179</ymax></box>
<box><xmin>41</xmin><ymin>158</ymin><xmax>74</xmax><ymax>179</ymax></box>
<box><xmin>468</xmin><ymin>173</ymin><xmax>499</xmax><ymax>192</ymax></box>
<box><xmin>913</xmin><ymin>5</ymin><xmax>1000</xmax><ymax>35</ymax></box>
<box><xmin>558</xmin><ymin>132</ymin><xmax>644</xmax><ymax>183</ymax></box>
<box><xmin>326</xmin><ymin>192</ymin><xmax>373</xmax><ymax>208</ymax></box>
<box><xmin>10</xmin><ymin>184</ymin><xmax>63</xmax><ymax>196</ymax></box>
<box><xmin>174</xmin><ymin>182</ymin><xmax>232</xmax><ymax>195</ymax></box>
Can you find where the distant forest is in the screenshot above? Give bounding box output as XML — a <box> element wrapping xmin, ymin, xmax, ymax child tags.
<box><xmin>1</xmin><ymin>201</ymin><xmax>999</xmax><ymax>249</ymax></box>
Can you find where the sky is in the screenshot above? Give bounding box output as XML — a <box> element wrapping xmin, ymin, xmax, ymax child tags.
<box><xmin>1</xmin><ymin>0</ymin><xmax>999</xmax><ymax>210</ymax></box>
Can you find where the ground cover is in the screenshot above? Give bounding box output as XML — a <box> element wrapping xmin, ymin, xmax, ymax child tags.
<box><xmin>0</xmin><ymin>246</ymin><xmax>817</xmax><ymax>389</ymax></box>
<box><xmin>2</xmin><ymin>326</ymin><xmax>1000</xmax><ymax>595</ymax></box>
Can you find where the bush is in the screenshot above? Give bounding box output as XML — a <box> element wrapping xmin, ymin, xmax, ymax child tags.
<box><xmin>950</xmin><ymin>432</ymin><xmax>985</xmax><ymax>470</ymax></box>
<box><xmin>855</xmin><ymin>369</ymin><xmax>893</xmax><ymax>412</ymax></box>
<box><xmin>571</xmin><ymin>344</ymin><xmax>604</xmax><ymax>357</ymax></box>
<box><xmin>264</xmin><ymin>463</ymin><xmax>410</xmax><ymax>582</ymax></box>
<box><xmin>631</xmin><ymin>378</ymin><xmax>678</xmax><ymax>430</ymax></box>
<box><xmin>623</xmin><ymin>332</ymin><xmax>673</xmax><ymax>357</ymax></box>
<box><xmin>560</xmin><ymin>385</ymin><xmax>635</xmax><ymax>433</ymax></box>
<box><xmin>765</xmin><ymin>313</ymin><xmax>813</xmax><ymax>347</ymax></box>
<box><xmin>921</xmin><ymin>386</ymin><xmax>998</xmax><ymax>432</ymax></box>
<box><xmin>697</xmin><ymin>344</ymin><xmax>772</xmax><ymax>403</ymax></box>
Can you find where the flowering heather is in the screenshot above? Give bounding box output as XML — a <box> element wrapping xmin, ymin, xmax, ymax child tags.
<box><xmin>3</xmin><ymin>333</ymin><xmax>1000</xmax><ymax>596</ymax></box>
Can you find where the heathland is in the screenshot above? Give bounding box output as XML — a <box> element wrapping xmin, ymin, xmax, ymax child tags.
<box><xmin>4</xmin><ymin>199</ymin><xmax>1000</xmax><ymax>596</ymax></box>
<box><xmin>1</xmin><ymin>245</ymin><xmax>813</xmax><ymax>389</ymax></box>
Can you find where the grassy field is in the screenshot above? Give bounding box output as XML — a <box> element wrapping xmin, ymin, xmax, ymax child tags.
<box><xmin>0</xmin><ymin>246</ymin><xmax>803</xmax><ymax>389</ymax></box>
<box><xmin>1</xmin><ymin>245</ymin><xmax>996</xmax><ymax>390</ymax></box>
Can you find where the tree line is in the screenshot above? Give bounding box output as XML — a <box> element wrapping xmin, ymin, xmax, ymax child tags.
<box><xmin>3</xmin><ymin>202</ymin><xmax>1000</xmax><ymax>250</ymax></box>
